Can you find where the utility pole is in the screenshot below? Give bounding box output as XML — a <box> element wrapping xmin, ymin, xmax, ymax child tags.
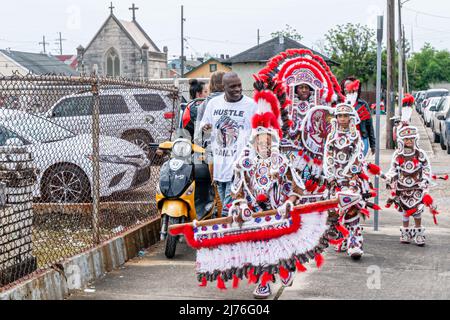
<box><xmin>55</xmin><ymin>32</ymin><xmax>66</xmax><ymax>55</ymax></box>
<box><xmin>403</xmin><ymin>25</ymin><xmax>410</xmax><ymax>93</ymax></box>
<box><xmin>180</xmin><ymin>5</ymin><xmax>186</xmax><ymax>78</ymax></box>
<box><xmin>39</xmin><ymin>36</ymin><xmax>49</xmax><ymax>54</ymax></box>
<box><xmin>397</xmin><ymin>0</ymin><xmax>404</xmax><ymax>117</ymax></box>
<box><xmin>386</xmin><ymin>0</ymin><xmax>396</xmax><ymax>149</ymax></box>
<box><xmin>374</xmin><ymin>15</ymin><xmax>384</xmax><ymax>231</ymax></box>
<box><xmin>257</xmin><ymin>29</ymin><xmax>261</xmax><ymax>46</ymax></box>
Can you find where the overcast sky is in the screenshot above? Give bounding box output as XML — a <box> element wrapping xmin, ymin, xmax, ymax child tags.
<box><xmin>1</xmin><ymin>0</ymin><xmax>450</xmax><ymax>59</ymax></box>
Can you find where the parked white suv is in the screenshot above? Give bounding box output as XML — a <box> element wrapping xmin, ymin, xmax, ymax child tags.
<box><xmin>44</xmin><ymin>89</ymin><xmax>175</xmax><ymax>157</ymax></box>
<box><xmin>1</xmin><ymin>109</ymin><xmax>151</xmax><ymax>203</ymax></box>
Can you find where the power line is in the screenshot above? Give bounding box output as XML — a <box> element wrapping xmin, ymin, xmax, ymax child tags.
<box><xmin>403</xmin><ymin>6</ymin><xmax>450</xmax><ymax>20</ymax></box>
<box><xmin>185</xmin><ymin>36</ymin><xmax>250</xmax><ymax>46</ymax></box>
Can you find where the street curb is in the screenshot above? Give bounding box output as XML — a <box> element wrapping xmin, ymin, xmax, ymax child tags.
<box><xmin>0</xmin><ymin>217</ymin><xmax>161</xmax><ymax>300</ymax></box>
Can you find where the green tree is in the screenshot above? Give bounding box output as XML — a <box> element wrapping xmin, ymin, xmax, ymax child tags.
<box><xmin>407</xmin><ymin>43</ymin><xmax>450</xmax><ymax>90</ymax></box>
<box><xmin>324</xmin><ymin>23</ymin><xmax>377</xmax><ymax>84</ymax></box>
<box><xmin>271</xmin><ymin>24</ymin><xmax>303</xmax><ymax>42</ymax></box>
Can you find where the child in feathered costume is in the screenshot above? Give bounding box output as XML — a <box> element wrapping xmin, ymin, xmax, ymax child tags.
<box><xmin>228</xmin><ymin>84</ymin><xmax>344</xmax><ymax>299</ymax></box>
<box><xmin>323</xmin><ymin>103</ymin><xmax>380</xmax><ymax>259</ymax></box>
<box><xmin>385</xmin><ymin>94</ymin><xmax>439</xmax><ymax>246</ymax></box>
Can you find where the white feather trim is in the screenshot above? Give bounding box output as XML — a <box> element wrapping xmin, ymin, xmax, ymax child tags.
<box><xmin>195</xmin><ymin>212</ymin><xmax>329</xmax><ymax>274</ymax></box>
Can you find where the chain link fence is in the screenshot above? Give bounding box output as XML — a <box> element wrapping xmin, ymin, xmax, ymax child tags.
<box><xmin>0</xmin><ymin>72</ymin><xmax>179</xmax><ymax>290</ymax></box>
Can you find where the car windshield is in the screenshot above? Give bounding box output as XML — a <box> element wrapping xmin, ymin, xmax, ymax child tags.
<box><xmin>427</xmin><ymin>91</ymin><xmax>448</xmax><ymax>98</ymax></box>
<box><xmin>2</xmin><ymin>112</ymin><xmax>76</xmax><ymax>143</ymax></box>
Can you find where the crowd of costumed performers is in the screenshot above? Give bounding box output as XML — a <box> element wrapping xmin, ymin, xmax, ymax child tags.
<box><xmin>385</xmin><ymin>94</ymin><xmax>447</xmax><ymax>246</ymax></box>
<box><xmin>169</xmin><ymin>86</ymin><xmax>363</xmax><ymax>299</ymax></box>
<box><xmin>168</xmin><ymin>49</ymin><xmax>384</xmax><ymax>299</ymax></box>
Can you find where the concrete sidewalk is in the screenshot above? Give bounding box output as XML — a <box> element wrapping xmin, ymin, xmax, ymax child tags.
<box><xmin>68</xmin><ymin>111</ymin><xmax>450</xmax><ymax>300</ymax></box>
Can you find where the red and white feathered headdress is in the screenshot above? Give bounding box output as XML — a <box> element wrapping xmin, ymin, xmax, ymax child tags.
<box><xmin>401</xmin><ymin>93</ymin><xmax>415</xmax><ymax>123</ymax></box>
<box><xmin>345</xmin><ymin>80</ymin><xmax>360</xmax><ymax>93</ymax></box>
<box><xmin>251</xmin><ymin>90</ymin><xmax>282</xmax><ymax>141</ymax></box>
<box><xmin>253</xmin><ymin>49</ymin><xmax>344</xmax><ymax>136</ymax></box>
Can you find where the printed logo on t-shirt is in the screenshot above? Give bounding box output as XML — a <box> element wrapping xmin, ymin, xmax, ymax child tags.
<box><xmin>215</xmin><ymin>115</ymin><xmax>239</xmax><ymax>148</ymax></box>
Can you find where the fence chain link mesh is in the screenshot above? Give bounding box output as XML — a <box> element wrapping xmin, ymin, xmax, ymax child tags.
<box><xmin>0</xmin><ymin>72</ymin><xmax>178</xmax><ymax>290</ymax></box>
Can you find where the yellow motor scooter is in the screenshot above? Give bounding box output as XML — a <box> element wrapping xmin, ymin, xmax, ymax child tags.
<box><xmin>156</xmin><ymin>138</ymin><xmax>218</xmax><ymax>258</ymax></box>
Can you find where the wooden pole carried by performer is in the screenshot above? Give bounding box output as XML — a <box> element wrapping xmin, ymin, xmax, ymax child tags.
<box><xmin>168</xmin><ymin>198</ymin><xmax>340</xmax><ymax>230</ymax></box>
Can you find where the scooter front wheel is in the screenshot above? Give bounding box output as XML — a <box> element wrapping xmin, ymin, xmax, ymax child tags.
<box><xmin>165</xmin><ymin>217</ymin><xmax>181</xmax><ymax>259</ymax></box>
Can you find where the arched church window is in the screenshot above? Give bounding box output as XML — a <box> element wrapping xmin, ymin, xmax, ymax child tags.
<box><xmin>106</xmin><ymin>48</ymin><xmax>120</xmax><ymax>77</ymax></box>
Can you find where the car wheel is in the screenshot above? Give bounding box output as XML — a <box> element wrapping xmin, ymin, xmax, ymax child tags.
<box><xmin>433</xmin><ymin>132</ymin><xmax>440</xmax><ymax>143</ymax></box>
<box><xmin>41</xmin><ymin>164</ymin><xmax>91</xmax><ymax>203</ymax></box>
<box><xmin>447</xmin><ymin>142</ymin><xmax>450</xmax><ymax>154</ymax></box>
<box><xmin>123</xmin><ymin>132</ymin><xmax>154</xmax><ymax>159</ymax></box>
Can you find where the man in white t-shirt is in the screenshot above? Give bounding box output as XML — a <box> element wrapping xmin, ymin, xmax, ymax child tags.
<box><xmin>200</xmin><ymin>72</ymin><xmax>257</xmax><ymax>216</ymax></box>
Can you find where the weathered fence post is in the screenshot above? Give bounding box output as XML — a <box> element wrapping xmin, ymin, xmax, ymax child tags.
<box><xmin>0</xmin><ymin>145</ymin><xmax>37</xmax><ymax>286</ymax></box>
<box><xmin>91</xmin><ymin>78</ymin><xmax>101</xmax><ymax>244</ymax></box>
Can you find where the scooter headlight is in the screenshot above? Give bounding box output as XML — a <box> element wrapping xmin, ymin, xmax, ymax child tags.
<box><xmin>172</xmin><ymin>140</ymin><xmax>192</xmax><ymax>158</ymax></box>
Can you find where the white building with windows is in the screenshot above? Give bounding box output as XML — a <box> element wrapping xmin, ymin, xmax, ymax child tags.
<box><xmin>77</xmin><ymin>6</ymin><xmax>169</xmax><ymax>79</ymax></box>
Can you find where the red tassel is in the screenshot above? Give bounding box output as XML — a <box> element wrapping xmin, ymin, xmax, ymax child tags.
<box><xmin>367</xmin><ymin>163</ymin><xmax>381</xmax><ymax>175</ymax></box>
<box><xmin>232</xmin><ymin>275</ymin><xmax>240</xmax><ymax>289</ymax></box>
<box><xmin>217</xmin><ymin>276</ymin><xmax>226</xmax><ymax>290</ymax></box>
<box><xmin>372</xmin><ymin>204</ymin><xmax>382</xmax><ymax>211</ymax></box>
<box><xmin>248</xmin><ymin>268</ymin><xmax>258</xmax><ymax>284</ymax></box>
<box><xmin>432</xmin><ymin>175</ymin><xmax>437</xmax><ymax>180</ymax></box>
<box><xmin>359</xmin><ymin>173</ymin><xmax>369</xmax><ymax>181</ymax></box>
<box><xmin>260</xmin><ymin>272</ymin><xmax>273</xmax><ymax>287</ymax></box>
<box><xmin>305</xmin><ymin>179</ymin><xmax>313</xmax><ymax>188</ymax></box>
<box><xmin>315</xmin><ymin>254</ymin><xmax>324</xmax><ymax>269</ymax></box>
<box><xmin>318</xmin><ymin>184</ymin><xmax>327</xmax><ymax>193</ymax></box>
<box><xmin>422</xmin><ymin>194</ymin><xmax>433</xmax><ymax>207</ymax></box>
<box><xmin>444</xmin><ymin>175</ymin><xmax>449</xmax><ymax>181</ymax></box>
<box><xmin>310</xmin><ymin>182</ymin><xmax>319</xmax><ymax>192</ymax></box>
<box><xmin>391</xmin><ymin>191</ymin><xmax>396</xmax><ymax>197</ymax></box>
<box><xmin>295</xmin><ymin>260</ymin><xmax>307</xmax><ymax>273</ymax></box>
<box><xmin>336</xmin><ymin>224</ymin><xmax>349</xmax><ymax>238</ymax></box>
<box><xmin>405</xmin><ymin>208</ymin><xmax>417</xmax><ymax>217</ymax></box>
<box><xmin>433</xmin><ymin>214</ymin><xmax>438</xmax><ymax>225</ymax></box>
<box><xmin>360</xmin><ymin>208</ymin><xmax>370</xmax><ymax>218</ymax></box>
<box><xmin>413</xmin><ymin>158</ymin><xmax>419</xmax><ymax>167</ymax></box>
<box><xmin>199</xmin><ymin>277</ymin><xmax>207</xmax><ymax>287</ymax></box>
<box><xmin>370</xmin><ymin>191</ymin><xmax>378</xmax><ymax>198</ymax></box>
<box><xmin>303</xmin><ymin>155</ymin><xmax>310</xmax><ymax>162</ymax></box>
<box><xmin>298</xmin><ymin>149</ymin><xmax>304</xmax><ymax>156</ymax></box>
<box><xmin>385</xmin><ymin>203</ymin><xmax>392</xmax><ymax>208</ymax></box>
<box><xmin>335</xmin><ymin>187</ymin><xmax>342</xmax><ymax>192</ymax></box>
<box><xmin>279</xmin><ymin>266</ymin><xmax>289</xmax><ymax>280</ymax></box>
<box><xmin>398</xmin><ymin>157</ymin><xmax>405</xmax><ymax>165</ymax></box>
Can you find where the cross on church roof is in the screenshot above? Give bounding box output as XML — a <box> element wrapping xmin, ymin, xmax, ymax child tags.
<box><xmin>129</xmin><ymin>3</ymin><xmax>139</xmax><ymax>21</ymax></box>
<box><xmin>109</xmin><ymin>2</ymin><xmax>115</xmax><ymax>14</ymax></box>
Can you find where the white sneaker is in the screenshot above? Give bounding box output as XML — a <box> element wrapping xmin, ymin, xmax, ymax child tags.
<box><xmin>253</xmin><ymin>283</ymin><xmax>271</xmax><ymax>299</ymax></box>
<box><xmin>400</xmin><ymin>227</ymin><xmax>411</xmax><ymax>244</ymax></box>
<box><xmin>414</xmin><ymin>227</ymin><xmax>426</xmax><ymax>246</ymax></box>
